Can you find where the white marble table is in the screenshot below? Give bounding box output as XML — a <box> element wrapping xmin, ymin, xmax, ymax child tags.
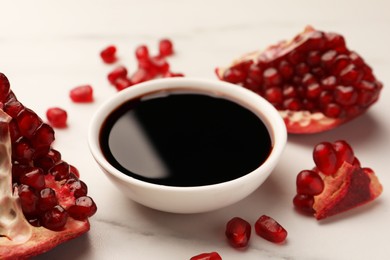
<box><xmin>1</xmin><ymin>0</ymin><xmax>389</xmax><ymax>259</ymax></box>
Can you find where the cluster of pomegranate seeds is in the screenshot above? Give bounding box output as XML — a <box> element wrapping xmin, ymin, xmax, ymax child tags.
<box><xmin>216</xmin><ymin>26</ymin><xmax>383</xmax><ymax>133</ymax></box>
<box><xmin>225</xmin><ymin>217</ymin><xmax>251</xmax><ymax>248</ymax></box>
<box><xmin>254</xmin><ymin>215</ymin><xmax>288</xmax><ymax>243</ymax></box>
<box><xmin>102</xmin><ymin>38</ymin><xmax>184</xmax><ymax>92</ymax></box>
<box><xmin>190</xmin><ymin>252</ymin><xmax>222</xmax><ymax>260</ymax></box>
<box><xmin>69</xmin><ymin>85</ymin><xmax>94</xmax><ymax>103</ymax></box>
<box><xmin>100</xmin><ymin>45</ymin><xmax>117</xmax><ymax>64</ymax></box>
<box><xmin>0</xmin><ymin>73</ymin><xmax>97</xmax><ymax>232</ymax></box>
<box><xmin>293</xmin><ymin>140</ymin><xmax>382</xmax><ymax>219</ymax></box>
<box><xmin>46</xmin><ymin>107</ymin><xmax>67</xmax><ymax>128</ymax></box>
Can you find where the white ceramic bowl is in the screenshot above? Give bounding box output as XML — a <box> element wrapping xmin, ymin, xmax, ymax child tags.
<box><xmin>88</xmin><ymin>78</ymin><xmax>287</xmax><ymax>213</ymax></box>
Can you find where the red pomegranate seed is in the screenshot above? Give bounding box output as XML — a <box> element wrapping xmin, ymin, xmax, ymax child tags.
<box><xmin>108</xmin><ymin>66</ymin><xmax>128</xmax><ymax>85</ymax></box>
<box><xmin>323</xmin><ymin>103</ymin><xmax>342</xmax><ymax>118</ymax></box>
<box><xmin>100</xmin><ymin>45</ymin><xmax>117</xmax><ymax>64</ymax></box>
<box><xmin>70</xmin><ymin>85</ymin><xmax>94</xmax><ymax>103</ymax></box>
<box><xmin>293</xmin><ymin>194</ymin><xmax>315</xmax><ymax>214</ymax></box>
<box><xmin>254</xmin><ymin>215</ymin><xmax>287</xmax><ymax>243</ymax></box>
<box><xmin>69</xmin><ymin>165</ymin><xmax>80</xmax><ymax>178</ymax></box>
<box><xmin>225</xmin><ymin>217</ymin><xmax>251</xmax><ymax>248</ymax></box>
<box><xmin>223</xmin><ymin>68</ymin><xmax>246</xmax><ymax>84</ymax></box>
<box><xmin>34</xmin><ymin>148</ymin><xmax>61</xmax><ymax>172</ymax></box>
<box><xmin>114</xmin><ymin>77</ymin><xmax>132</xmax><ymax>91</ymax></box>
<box><xmin>66</xmin><ymin>179</ymin><xmax>88</xmax><ymax>198</ymax></box>
<box><xmin>135</xmin><ymin>45</ymin><xmax>149</xmax><ymax>60</ymax></box>
<box><xmin>158</xmin><ymin>38</ymin><xmax>174</xmax><ymax>57</ymax></box>
<box><xmin>130</xmin><ymin>69</ymin><xmax>153</xmax><ymax>85</ymax></box>
<box><xmin>46</xmin><ymin>107</ymin><xmax>67</xmax><ymax>128</ymax></box>
<box><xmin>190</xmin><ymin>252</ymin><xmax>222</xmax><ymax>260</ymax></box>
<box><xmin>18</xmin><ymin>184</ymin><xmax>39</xmax><ymax>216</ymax></box>
<box><xmin>296</xmin><ymin>170</ymin><xmax>324</xmax><ymax>195</ymax></box>
<box><xmin>13</xmin><ymin>137</ymin><xmax>35</xmax><ymax>163</ymax></box>
<box><xmin>17</xmin><ymin>108</ymin><xmax>42</xmax><ymax>138</ymax></box>
<box><xmin>20</xmin><ymin>168</ymin><xmax>45</xmax><ymax>191</ymax></box>
<box><xmin>4</xmin><ymin>99</ymin><xmax>24</xmax><ymax>117</ymax></box>
<box><xmin>333</xmin><ymin>140</ymin><xmax>355</xmax><ymax>168</ymax></box>
<box><xmin>263</xmin><ymin>67</ymin><xmax>281</xmax><ymax>86</ymax></box>
<box><xmin>41</xmin><ymin>205</ymin><xmax>68</xmax><ymax>231</ymax></box>
<box><xmin>150</xmin><ymin>56</ymin><xmax>170</xmax><ymax>73</ymax></box>
<box><xmin>265</xmin><ymin>87</ymin><xmax>283</xmax><ymax>104</ymax></box>
<box><xmin>68</xmin><ymin>196</ymin><xmax>97</xmax><ymax>220</ymax></box>
<box><xmin>49</xmin><ymin>161</ymin><xmax>70</xmax><ymax>181</ymax></box>
<box><xmin>38</xmin><ymin>188</ymin><xmax>58</xmax><ymax>212</ymax></box>
<box><xmin>334</xmin><ymin>86</ymin><xmax>358</xmax><ymax>106</ymax></box>
<box><xmin>313</xmin><ymin>142</ymin><xmax>338</xmax><ymax>175</ymax></box>
<box><xmin>162</xmin><ymin>71</ymin><xmax>185</xmax><ymax>78</ymax></box>
<box><xmin>0</xmin><ymin>72</ymin><xmax>11</xmax><ymax>101</ymax></box>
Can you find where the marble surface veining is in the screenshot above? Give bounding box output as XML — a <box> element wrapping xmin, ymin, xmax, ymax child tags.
<box><xmin>0</xmin><ymin>0</ymin><xmax>389</xmax><ymax>259</ymax></box>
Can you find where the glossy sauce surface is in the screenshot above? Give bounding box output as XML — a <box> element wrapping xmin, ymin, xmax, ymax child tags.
<box><xmin>100</xmin><ymin>93</ymin><xmax>272</xmax><ymax>186</ymax></box>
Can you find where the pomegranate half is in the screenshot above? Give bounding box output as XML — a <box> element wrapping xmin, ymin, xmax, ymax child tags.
<box><xmin>0</xmin><ymin>73</ymin><xmax>97</xmax><ymax>259</ymax></box>
<box><xmin>216</xmin><ymin>26</ymin><xmax>383</xmax><ymax>134</ymax></box>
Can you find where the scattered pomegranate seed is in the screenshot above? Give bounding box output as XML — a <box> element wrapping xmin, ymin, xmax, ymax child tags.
<box><xmin>46</xmin><ymin>107</ymin><xmax>67</xmax><ymax>128</ymax></box>
<box><xmin>225</xmin><ymin>217</ymin><xmax>251</xmax><ymax>248</ymax></box>
<box><xmin>190</xmin><ymin>252</ymin><xmax>222</xmax><ymax>260</ymax></box>
<box><xmin>100</xmin><ymin>45</ymin><xmax>117</xmax><ymax>64</ymax></box>
<box><xmin>293</xmin><ymin>194</ymin><xmax>315</xmax><ymax>214</ymax></box>
<box><xmin>135</xmin><ymin>45</ymin><xmax>150</xmax><ymax>60</ymax></box>
<box><xmin>108</xmin><ymin>66</ymin><xmax>128</xmax><ymax>85</ymax></box>
<box><xmin>158</xmin><ymin>38</ymin><xmax>174</xmax><ymax>57</ymax></box>
<box><xmin>254</xmin><ymin>215</ymin><xmax>287</xmax><ymax>243</ymax></box>
<box><xmin>313</xmin><ymin>142</ymin><xmax>338</xmax><ymax>175</ymax></box>
<box><xmin>70</xmin><ymin>85</ymin><xmax>94</xmax><ymax>103</ymax></box>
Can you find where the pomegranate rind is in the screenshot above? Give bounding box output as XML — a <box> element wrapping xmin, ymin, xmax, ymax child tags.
<box><xmin>0</xmin><ymin>219</ymin><xmax>89</xmax><ymax>260</ymax></box>
<box><xmin>313</xmin><ymin>162</ymin><xmax>383</xmax><ymax>220</ymax></box>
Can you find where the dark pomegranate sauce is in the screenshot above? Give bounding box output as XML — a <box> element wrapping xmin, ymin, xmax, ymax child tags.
<box><xmin>99</xmin><ymin>92</ymin><xmax>272</xmax><ymax>187</ymax></box>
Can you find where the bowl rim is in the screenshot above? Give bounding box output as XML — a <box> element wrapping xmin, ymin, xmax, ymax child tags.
<box><xmin>88</xmin><ymin>77</ymin><xmax>287</xmax><ymax>192</ymax></box>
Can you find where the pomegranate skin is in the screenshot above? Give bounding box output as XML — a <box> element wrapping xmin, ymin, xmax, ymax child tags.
<box><xmin>216</xmin><ymin>26</ymin><xmax>383</xmax><ymax>134</ymax></box>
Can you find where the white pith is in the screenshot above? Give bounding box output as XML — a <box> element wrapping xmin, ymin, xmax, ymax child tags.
<box><xmin>0</xmin><ymin>109</ymin><xmax>32</xmax><ymax>245</ymax></box>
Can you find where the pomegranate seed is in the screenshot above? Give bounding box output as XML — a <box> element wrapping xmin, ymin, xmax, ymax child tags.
<box><xmin>130</xmin><ymin>69</ymin><xmax>153</xmax><ymax>85</ymax></box>
<box><xmin>190</xmin><ymin>252</ymin><xmax>222</xmax><ymax>260</ymax></box>
<box><xmin>38</xmin><ymin>188</ymin><xmax>58</xmax><ymax>212</ymax></box>
<box><xmin>20</xmin><ymin>168</ymin><xmax>45</xmax><ymax>191</ymax></box>
<box><xmin>4</xmin><ymin>100</ymin><xmax>24</xmax><ymax>117</ymax></box>
<box><xmin>306</xmin><ymin>83</ymin><xmax>322</xmax><ymax>99</ymax></box>
<box><xmin>13</xmin><ymin>137</ymin><xmax>35</xmax><ymax>163</ymax></box>
<box><xmin>307</xmin><ymin>51</ymin><xmax>321</xmax><ymax>66</ymax></box>
<box><xmin>34</xmin><ymin>149</ymin><xmax>61</xmax><ymax>172</ymax></box>
<box><xmin>225</xmin><ymin>217</ymin><xmax>251</xmax><ymax>248</ymax></box>
<box><xmin>108</xmin><ymin>66</ymin><xmax>128</xmax><ymax>85</ymax></box>
<box><xmin>263</xmin><ymin>67</ymin><xmax>281</xmax><ymax>86</ymax></box>
<box><xmin>150</xmin><ymin>56</ymin><xmax>170</xmax><ymax>73</ymax></box>
<box><xmin>0</xmin><ymin>72</ymin><xmax>11</xmax><ymax>101</ymax></box>
<box><xmin>163</xmin><ymin>71</ymin><xmax>185</xmax><ymax>78</ymax></box>
<box><xmin>18</xmin><ymin>185</ymin><xmax>39</xmax><ymax>216</ymax></box>
<box><xmin>70</xmin><ymin>85</ymin><xmax>94</xmax><ymax>103</ymax></box>
<box><xmin>41</xmin><ymin>205</ymin><xmax>68</xmax><ymax>231</ymax></box>
<box><xmin>100</xmin><ymin>45</ymin><xmax>117</xmax><ymax>64</ymax></box>
<box><xmin>265</xmin><ymin>87</ymin><xmax>283</xmax><ymax>104</ymax></box>
<box><xmin>135</xmin><ymin>45</ymin><xmax>149</xmax><ymax>60</ymax></box>
<box><xmin>321</xmin><ymin>76</ymin><xmax>337</xmax><ymax>90</ymax></box>
<box><xmin>46</xmin><ymin>107</ymin><xmax>67</xmax><ymax>128</ymax></box>
<box><xmin>333</xmin><ymin>140</ymin><xmax>355</xmax><ymax>168</ymax></box>
<box><xmin>49</xmin><ymin>161</ymin><xmax>70</xmax><ymax>181</ymax></box>
<box><xmin>284</xmin><ymin>98</ymin><xmax>302</xmax><ymax>111</ymax></box>
<box><xmin>69</xmin><ymin>165</ymin><xmax>80</xmax><ymax>178</ymax></box>
<box><xmin>17</xmin><ymin>108</ymin><xmax>42</xmax><ymax>138</ymax></box>
<box><xmin>296</xmin><ymin>170</ymin><xmax>324</xmax><ymax>195</ymax></box>
<box><xmin>334</xmin><ymin>86</ymin><xmax>358</xmax><ymax>106</ymax></box>
<box><xmin>293</xmin><ymin>194</ymin><xmax>315</xmax><ymax>214</ymax></box>
<box><xmin>68</xmin><ymin>196</ymin><xmax>97</xmax><ymax>220</ymax></box>
<box><xmin>159</xmin><ymin>38</ymin><xmax>174</xmax><ymax>57</ymax></box>
<box><xmin>323</xmin><ymin>103</ymin><xmax>342</xmax><ymax>118</ymax></box>
<box><xmin>313</xmin><ymin>142</ymin><xmax>338</xmax><ymax>175</ymax></box>
<box><xmin>66</xmin><ymin>179</ymin><xmax>88</xmax><ymax>198</ymax></box>
<box><xmin>254</xmin><ymin>215</ymin><xmax>287</xmax><ymax>243</ymax></box>
<box><xmin>223</xmin><ymin>68</ymin><xmax>246</xmax><ymax>84</ymax></box>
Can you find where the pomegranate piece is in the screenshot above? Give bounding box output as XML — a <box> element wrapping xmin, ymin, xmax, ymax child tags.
<box><xmin>0</xmin><ymin>73</ymin><xmax>97</xmax><ymax>259</ymax></box>
<box><xmin>190</xmin><ymin>252</ymin><xmax>222</xmax><ymax>260</ymax></box>
<box><xmin>255</xmin><ymin>215</ymin><xmax>287</xmax><ymax>243</ymax></box>
<box><xmin>225</xmin><ymin>217</ymin><xmax>251</xmax><ymax>248</ymax></box>
<box><xmin>46</xmin><ymin>107</ymin><xmax>67</xmax><ymax>128</ymax></box>
<box><xmin>100</xmin><ymin>45</ymin><xmax>117</xmax><ymax>64</ymax></box>
<box><xmin>216</xmin><ymin>26</ymin><xmax>383</xmax><ymax>134</ymax></box>
<box><xmin>293</xmin><ymin>140</ymin><xmax>383</xmax><ymax>219</ymax></box>
<box><xmin>69</xmin><ymin>85</ymin><xmax>94</xmax><ymax>103</ymax></box>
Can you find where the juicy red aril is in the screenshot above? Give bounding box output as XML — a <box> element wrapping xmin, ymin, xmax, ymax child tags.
<box><xmin>34</xmin><ymin>149</ymin><xmax>61</xmax><ymax>172</ymax></box>
<box><xmin>17</xmin><ymin>108</ymin><xmax>42</xmax><ymax>138</ymax></box>
<box><xmin>66</xmin><ymin>179</ymin><xmax>88</xmax><ymax>198</ymax></box>
<box><xmin>333</xmin><ymin>140</ymin><xmax>355</xmax><ymax>168</ymax></box>
<box><xmin>41</xmin><ymin>205</ymin><xmax>68</xmax><ymax>231</ymax></box>
<box><xmin>100</xmin><ymin>45</ymin><xmax>117</xmax><ymax>64</ymax></box>
<box><xmin>20</xmin><ymin>168</ymin><xmax>45</xmax><ymax>191</ymax></box>
<box><xmin>18</xmin><ymin>185</ymin><xmax>39</xmax><ymax>216</ymax></box>
<box><xmin>158</xmin><ymin>38</ymin><xmax>174</xmax><ymax>57</ymax></box>
<box><xmin>68</xmin><ymin>196</ymin><xmax>97</xmax><ymax>220</ymax></box>
<box><xmin>49</xmin><ymin>161</ymin><xmax>70</xmax><ymax>181</ymax></box>
<box><xmin>334</xmin><ymin>86</ymin><xmax>358</xmax><ymax>106</ymax></box>
<box><xmin>4</xmin><ymin>99</ymin><xmax>24</xmax><ymax>117</ymax></box>
<box><xmin>313</xmin><ymin>142</ymin><xmax>338</xmax><ymax>175</ymax></box>
<box><xmin>38</xmin><ymin>188</ymin><xmax>58</xmax><ymax>212</ymax></box>
<box><xmin>70</xmin><ymin>85</ymin><xmax>94</xmax><ymax>103</ymax></box>
<box><xmin>254</xmin><ymin>215</ymin><xmax>287</xmax><ymax>243</ymax></box>
<box><xmin>293</xmin><ymin>194</ymin><xmax>315</xmax><ymax>214</ymax></box>
<box><xmin>69</xmin><ymin>165</ymin><xmax>80</xmax><ymax>178</ymax></box>
<box><xmin>190</xmin><ymin>252</ymin><xmax>222</xmax><ymax>260</ymax></box>
<box><xmin>222</xmin><ymin>68</ymin><xmax>246</xmax><ymax>84</ymax></box>
<box><xmin>225</xmin><ymin>217</ymin><xmax>251</xmax><ymax>248</ymax></box>
<box><xmin>296</xmin><ymin>170</ymin><xmax>324</xmax><ymax>195</ymax></box>
<box><xmin>130</xmin><ymin>69</ymin><xmax>153</xmax><ymax>85</ymax></box>
<box><xmin>135</xmin><ymin>45</ymin><xmax>149</xmax><ymax>60</ymax></box>
<box><xmin>46</xmin><ymin>107</ymin><xmax>67</xmax><ymax>128</ymax></box>
<box><xmin>0</xmin><ymin>72</ymin><xmax>11</xmax><ymax>101</ymax></box>
<box><xmin>108</xmin><ymin>66</ymin><xmax>128</xmax><ymax>85</ymax></box>
<box><xmin>114</xmin><ymin>77</ymin><xmax>132</xmax><ymax>91</ymax></box>
<box><xmin>13</xmin><ymin>137</ymin><xmax>34</xmax><ymax>164</ymax></box>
